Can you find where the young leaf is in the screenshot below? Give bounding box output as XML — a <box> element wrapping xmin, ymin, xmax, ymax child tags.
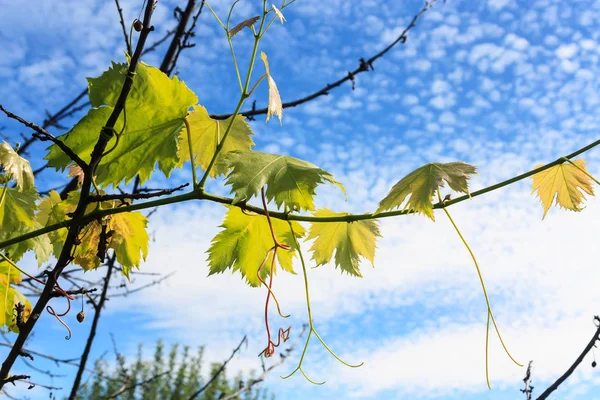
<box><xmin>307</xmin><ymin>209</ymin><xmax>380</xmax><ymax>277</ymax></box>
<box><xmin>0</xmin><ymin>142</ymin><xmax>34</xmax><ymax>191</ymax></box>
<box><xmin>377</xmin><ymin>162</ymin><xmax>477</xmax><ymax>220</ymax></box>
<box><xmin>229</xmin><ymin>16</ymin><xmax>260</xmax><ymax>38</ymax></box>
<box><xmin>109</xmin><ymin>212</ymin><xmax>149</xmax><ymax>279</ymax></box>
<box><xmin>260</xmin><ymin>52</ymin><xmax>283</xmax><ymax>124</ymax></box>
<box><xmin>272</xmin><ymin>5</ymin><xmax>286</xmax><ymax>24</ymax></box>
<box><xmin>179</xmin><ymin>105</ymin><xmax>254</xmax><ymax>178</ymax></box>
<box><xmin>224</xmin><ymin>150</ymin><xmax>345</xmax><ymax>211</ymax></box>
<box><xmin>207</xmin><ymin>206</ymin><xmax>305</xmax><ymax>287</ymax></box>
<box><xmin>532</xmin><ymin>159</ymin><xmax>595</xmax><ymax>219</ymax></box>
<box><xmin>45</xmin><ymin>61</ymin><xmax>198</xmax><ymax>187</ymax></box>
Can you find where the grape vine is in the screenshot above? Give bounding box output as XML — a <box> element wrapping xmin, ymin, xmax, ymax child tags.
<box><xmin>0</xmin><ymin>0</ymin><xmax>599</xmax><ymax>391</ymax></box>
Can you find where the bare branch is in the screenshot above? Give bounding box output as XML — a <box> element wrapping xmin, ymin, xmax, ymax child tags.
<box><xmin>521</xmin><ymin>361</ymin><xmax>534</xmax><ymax>400</ymax></box>
<box><xmin>114</xmin><ymin>0</ymin><xmax>133</xmax><ymax>55</ymax></box>
<box><xmin>89</xmin><ymin>183</ymin><xmax>189</xmax><ymax>203</ymax></box>
<box><xmin>187</xmin><ymin>335</ymin><xmax>248</xmax><ymax>400</ymax></box>
<box><xmin>536</xmin><ymin>316</ymin><xmax>600</xmax><ymax>400</ymax></box>
<box><xmin>105</xmin><ymin>371</ymin><xmax>169</xmax><ymax>399</ymax></box>
<box><xmin>212</xmin><ymin>0</ymin><xmax>437</xmax><ymax>119</ymax></box>
<box><xmin>221</xmin><ymin>324</ymin><xmax>308</xmax><ymax>400</ymax></box>
<box><xmin>0</xmin><ymin>105</ymin><xmax>88</xmax><ymax>169</ymax></box>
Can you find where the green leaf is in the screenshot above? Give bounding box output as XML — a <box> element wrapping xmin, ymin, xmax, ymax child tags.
<box><xmin>179</xmin><ymin>105</ymin><xmax>254</xmax><ymax>178</ymax></box>
<box><xmin>377</xmin><ymin>162</ymin><xmax>477</xmax><ymax>220</ymax></box>
<box><xmin>224</xmin><ymin>150</ymin><xmax>345</xmax><ymax>211</ymax></box>
<box><xmin>207</xmin><ymin>206</ymin><xmax>305</xmax><ymax>287</ymax></box>
<box><xmin>0</xmin><ymin>261</ymin><xmax>22</xmax><ymax>284</ymax></box>
<box><xmin>0</xmin><ymin>275</ymin><xmax>14</xmax><ymax>329</ymax></box>
<box><xmin>0</xmin><ymin>142</ymin><xmax>34</xmax><ymax>191</ymax></box>
<box><xmin>36</xmin><ymin>190</ymin><xmax>70</xmax><ymax>259</ymax></box>
<box><xmin>307</xmin><ymin>209</ymin><xmax>380</xmax><ymax>277</ymax></box>
<box><xmin>0</xmin><ymin>187</ymin><xmax>37</xmax><ymax>232</ymax></box>
<box><xmin>45</xmin><ymin>61</ymin><xmax>198</xmax><ymax>187</ymax></box>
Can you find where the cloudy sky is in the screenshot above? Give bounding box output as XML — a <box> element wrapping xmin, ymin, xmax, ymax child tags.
<box><xmin>2</xmin><ymin>0</ymin><xmax>600</xmax><ymax>399</ymax></box>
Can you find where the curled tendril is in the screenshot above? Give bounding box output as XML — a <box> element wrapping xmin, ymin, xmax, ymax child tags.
<box><xmin>257</xmin><ymin>187</ymin><xmax>295</xmax><ymax>357</ymax></box>
<box><xmin>46</xmin><ymin>271</ymin><xmax>75</xmax><ymax>340</ymax></box>
<box><xmin>280</xmin><ymin>220</ymin><xmax>363</xmax><ymax>384</ymax></box>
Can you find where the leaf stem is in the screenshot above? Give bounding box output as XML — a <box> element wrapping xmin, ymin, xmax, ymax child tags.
<box><xmin>184</xmin><ymin>117</ymin><xmax>197</xmax><ymax>187</ymax></box>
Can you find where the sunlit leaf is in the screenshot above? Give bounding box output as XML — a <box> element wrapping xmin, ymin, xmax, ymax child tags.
<box><xmin>109</xmin><ymin>212</ymin><xmax>149</xmax><ymax>279</ymax></box>
<box><xmin>45</xmin><ymin>61</ymin><xmax>197</xmax><ymax>187</ymax></box>
<box><xmin>532</xmin><ymin>159</ymin><xmax>595</xmax><ymax>219</ymax></box>
<box><xmin>307</xmin><ymin>209</ymin><xmax>380</xmax><ymax>277</ymax></box>
<box><xmin>207</xmin><ymin>206</ymin><xmax>305</xmax><ymax>287</ymax></box>
<box><xmin>0</xmin><ymin>142</ymin><xmax>34</xmax><ymax>191</ymax></box>
<box><xmin>179</xmin><ymin>105</ymin><xmax>254</xmax><ymax>178</ymax></box>
<box><xmin>377</xmin><ymin>162</ymin><xmax>477</xmax><ymax>220</ymax></box>
<box><xmin>224</xmin><ymin>150</ymin><xmax>345</xmax><ymax>211</ymax></box>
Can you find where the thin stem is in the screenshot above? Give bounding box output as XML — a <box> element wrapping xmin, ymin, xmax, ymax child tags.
<box><xmin>184</xmin><ymin>117</ymin><xmax>197</xmax><ymax>187</ymax></box>
<box><xmin>225</xmin><ymin>0</ymin><xmax>243</xmax><ymax>92</ymax></box>
<box><xmin>280</xmin><ymin>221</ymin><xmax>361</xmax><ymax>384</ymax></box>
<box><xmin>562</xmin><ymin>157</ymin><xmax>600</xmax><ymax>186</ymax></box>
<box><xmin>247</xmin><ymin>74</ymin><xmax>267</xmax><ymax>98</ymax></box>
<box><xmin>197</xmin><ymin>3</ymin><xmax>268</xmax><ymax>188</ymax></box>
<box><xmin>204</xmin><ymin>2</ymin><xmax>226</xmax><ymax>29</ymax></box>
<box><xmin>3</xmin><ymin>136</ymin><xmax>600</xmax><ymax>252</ymax></box>
<box><xmin>437</xmin><ymin>190</ymin><xmax>522</xmax><ymax>390</ymax></box>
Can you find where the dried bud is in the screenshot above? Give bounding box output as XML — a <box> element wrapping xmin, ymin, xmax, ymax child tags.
<box><xmin>76</xmin><ymin>311</ymin><xmax>86</xmax><ymax>323</ymax></box>
<box><xmin>133</xmin><ymin>19</ymin><xmax>143</xmax><ymax>32</ymax></box>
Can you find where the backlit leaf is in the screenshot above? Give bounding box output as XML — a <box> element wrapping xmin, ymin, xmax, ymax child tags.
<box><xmin>207</xmin><ymin>206</ymin><xmax>305</xmax><ymax>287</ymax></box>
<box><xmin>109</xmin><ymin>212</ymin><xmax>149</xmax><ymax>279</ymax></box>
<box><xmin>0</xmin><ymin>187</ymin><xmax>37</xmax><ymax>232</ymax></box>
<box><xmin>532</xmin><ymin>159</ymin><xmax>595</xmax><ymax>219</ymax></box>
<box><xmin>45</xmin><ymin>61</ymin><xmax>197</xmax><ymax>187</ymax></box>
<box><xmin>0</xmin><ymin>142</ymin><xmax>34</xmax><ymax>191</ymax></box>
<box><xmin>307</xmin><ymin>209</ymin><xmax>380</xmax><ymax>277</ymax></box>
<box><xmin>179</xmin><ymin>105</ymin><xmax>254</xmax><ymax>178</ymax></box>
<box><xmin>377</xmin><ymin>162</ymin><xmax>477</xmax><ymax>220</ymax></box>
<box><xmin>224</xmin><ymin>150</ymin><xmax>345</xmax><ymax>211</ymax></box>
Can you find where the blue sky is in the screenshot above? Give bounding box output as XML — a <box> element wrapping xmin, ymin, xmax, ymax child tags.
<box><xmin>2</xmin><ymin>0</ymin><xmax>600</xmax><ymax>398</ymax></box>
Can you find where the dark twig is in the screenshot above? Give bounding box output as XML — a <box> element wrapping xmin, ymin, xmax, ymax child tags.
<box><xmin>114</xmin><ymin>0</ymin><xmax>133</xmax><ymax>55</ymax></box>
<box><xmin>212</xmin><ymin>0</ymin><xmax>436</xmax><ymax>119</ymax></box>
<box><xmin>167</xmin><ymin>0</ymin><xmax>205</xmax><ymax>76</ymax></box>
<box><xmin>521</xmin><ymin>361</ymin><xmax>534</xmax><ymax>400</ymax></box>
<box><xmin>89</xmin><ymin>183</ymin><xmax>189</xmax><ymax>203</ymax></box>
<box><xmin>110</xmin><ymin>271</ymin><xmax>175</xmax><ymax>298</ymax></box>
<box><xmin>50</xmin><ymin>287</ymin><xmax>98</xmax><ymax>299</ymax></box>
<box><xmin>160</xmin><ymin>0</ymin><xmax>198</xmax><ymax>74</ymax></box>
<box><xmin>187</xmin><ymin>335</ymin><xmax>248</xmax><ymax>400</ymax></box>
<box><xmin>0</xmin><ymin>105</ymin><xmax>88</xmax><ymax>169</ymax></box>
<box><xmin>536</xmin><ymin>316</ymin><xmax>600</xmax><ymax>400</ymax></box>
<box><xmin>1</xmin><ymin>374</ymin><xmax>30</xmax><ymax>386</ymax></box>
<box><xmin>105</xmin><ymin>371</ymin><xmax>169</xmax><ymax>399</ymax></box>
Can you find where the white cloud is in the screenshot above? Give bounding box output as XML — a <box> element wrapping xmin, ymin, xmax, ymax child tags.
<box><xmin>556</xmin><ymin>43</ymin><xmax>579</xmax><ymax>59</ymax></box>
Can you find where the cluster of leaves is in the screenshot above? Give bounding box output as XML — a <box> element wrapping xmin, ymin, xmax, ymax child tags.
<box><xmin>76</xmin><ymin>340</ymin><xmax>271</xmax><ymax>400</ymax></box>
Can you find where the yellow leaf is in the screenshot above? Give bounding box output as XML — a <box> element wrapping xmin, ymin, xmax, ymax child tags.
<box><xmin>307</xmin><ymin>209</ymin><xmax>380</xmax><ymax>277</ymax></box>
<box><xmin>260</xmin><ymin>52</ymin><xmax>283</xmax><ymax>124</ymax></box>
<box><xmin>0</xmin><ymin>142</ymin><xmax>34</xmax><ymax>191</ymax></box>
<box><xmin>532</xmin><ymin>159</ymin><xmax>595</xmax><ymax>219</ymax></box>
